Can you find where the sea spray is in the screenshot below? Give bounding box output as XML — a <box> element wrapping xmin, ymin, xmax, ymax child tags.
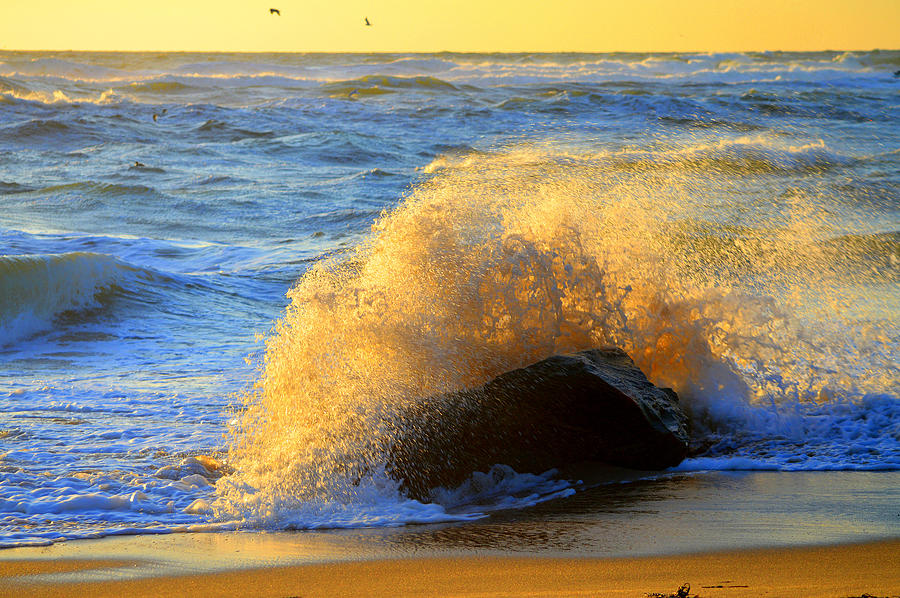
<box><xmin>215</xmin><ymin>138</ymin><xmax>899</xmax><ymax>525</ymax></box>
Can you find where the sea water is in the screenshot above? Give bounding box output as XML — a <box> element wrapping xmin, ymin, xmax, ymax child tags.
<box><xmin>0</xmin><ymin>51</ymin><xmax>898</xmax><ymax>548</ymax></box>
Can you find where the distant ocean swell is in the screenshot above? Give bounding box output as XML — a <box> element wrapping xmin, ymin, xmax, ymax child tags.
<box><xmin>2</xmin><ymin>51</ymin><xmax>899</xmax><ymax>108</ymax></box>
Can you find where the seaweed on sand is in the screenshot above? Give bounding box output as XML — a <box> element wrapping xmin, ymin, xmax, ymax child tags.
<box><xmin>646</xmin><ymin>582</ymin><xmax>695</xmax><ymax>598</ymax></box>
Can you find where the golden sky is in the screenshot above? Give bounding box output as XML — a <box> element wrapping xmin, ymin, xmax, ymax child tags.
<box><xmin>2</xmin><ymin>0</ymin><xmax>898</xmax><ymax>53</ymax></box>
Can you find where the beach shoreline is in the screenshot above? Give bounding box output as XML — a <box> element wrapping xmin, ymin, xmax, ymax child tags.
<box><xmin>2</xmin><ymin>470</ymin><xmax>898</xmax><ymax>596</ymax></box>
<box><xmin>1</xmin><ymin>536</ymin><xmax>897</xmax><ymax>598</ymax></box>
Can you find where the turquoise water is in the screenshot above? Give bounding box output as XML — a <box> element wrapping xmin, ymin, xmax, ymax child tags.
<box><xmin>0</xmin><ymin>51</ymin><xmax>898</xmax><ymax>547</ymax></box>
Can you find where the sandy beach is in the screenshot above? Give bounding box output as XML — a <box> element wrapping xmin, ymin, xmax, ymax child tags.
<box><xmin>1</xmin><ymin>538</ymin><xmax>897</xmax><ymax>598</ymax></box>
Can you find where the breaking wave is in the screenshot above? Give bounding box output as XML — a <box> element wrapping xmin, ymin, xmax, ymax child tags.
<box><xmin>1</xmin><ymin>252</ymin><xmax>128</xmax><ymax>344</ymax></box>
<box><xmin>215</xmin><ymin>140</ymin><xmax>899</xmax><ymax>528</ymax></box>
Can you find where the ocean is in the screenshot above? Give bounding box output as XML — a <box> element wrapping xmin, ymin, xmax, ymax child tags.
<box><xmin>0</xmin><ymin>50</ymin><xmax>898</xmax><ymax>550</ymax></box>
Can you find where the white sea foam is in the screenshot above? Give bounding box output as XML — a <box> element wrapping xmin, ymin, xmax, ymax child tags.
<box><xmin>0</xmin><ymin>454</ymin><xmax>224</xmax><ymax>547</ymax></box>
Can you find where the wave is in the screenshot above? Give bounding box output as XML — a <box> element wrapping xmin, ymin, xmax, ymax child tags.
<box><xmin>831</xmin><ymin>50</ymin><xmax>900</xmax><ymax>68</ymax></box>
<box><xmin>3</xmin><ymin>118</ymin><xmax>71</xmax><ymax>138</ymax></box>
<box><xmin>0</xmin><ymin>87</ymin><xmax>121</xmax><ymax>105</ymax></box>
<box><xmin>125</xmin><ymin>80</ymin><xmax>192</xmax><ymax>93</ymax></box>
<box><xmin>0</xmin><ymin>58</ymin><xmax>126</xmax><ymax>81</ymax></box>
<box><xmin>304</xmin><ymin>208</ymin><xmax>385</xmax><ymax>226</ymax></box>
<box><xmin>268</xmin><ymin>131</ymin><xmax>396</xmax><ymax>165</ymax></box>
<box><xmin>0</xmin><ymin>51</ymin><xmax>895</xmax><ymax>113</ymax></box>
<box><xmin>171</xmin><ymin>60</ymin><xmax>315</xmax><ymax>79</ymax></box>
<box><xmin>0</xmin><ymin>76</ymin><xmax>32</xmax><ymax>96</ymax></box>
<box><xmin>323</xmin><ymin>74</ymin><xmax>460</xmax><ymax>97</ymax></box>
<box><xmin>0</xmin><ymin>118</ymin><xmax>107</xmax><ymax>147</ymax></box>
<box><xmin>214</xmin><ymin>140</ymin><xmax>898</xmax><ymax>529</ymax></box>
<box><xmin>657</xmin><ymin>116</ymin><xmax>766</xmax><ymax>132</ymax></box>
<box><xmin>2</xmin><ymin>51</ymin><xmax>897</xmax><ymax>88</ymax></box>
<box><xmin>0</xmin><ymin>253</ymin><xmax>126</xmax><ymax>344</ymax></box>
<box><xmin>18</xmin><ymin>182</ymin><xmax>168</xmax><ymax>213</ymax></box>
<box><xmin>422</xmin><ymin>136</ymin><xmax>850</xmax><ymax>177</ymax></box>
<box><xmin>0</xmin><ymin>248</ymin><xmax>204</xmax><ymax>346</ymax></box>
<box><xmin>0</xmin><ymin>181</ymin><xmax>34</xmax><ymax>194</ymax></box>
<box><xmin>676</xmin><ymin>393</ymin><xmax>900</xmax><ymax>471</ymax></box>
<box><xmin>194</xmin><ymin>119</ymin><xmax>275</xmax><ymax>141</ymax></box>
<box><xmin>41</xmin><ymin>181</ymin><xmax>159</xmax><ymax>196</ymax></box>
<box><xmin>614</xmin><ymin>136</ymin><xmax>851</xmax><ymax>174</ymax></box>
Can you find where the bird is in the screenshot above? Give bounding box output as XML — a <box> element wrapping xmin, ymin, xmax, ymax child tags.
<box><xmin>270</xmin><ymin>8</ymin><xmax>280</xmax><ymax>15</ymax></box>
<box><xmin>348</xmin><ymin>89</ymin><xmax>359</xmax><ymax>99</ymax></box>
<box><xmin>364</xmin><ymin>17</ymin><xmax>371</xmax><ymax>26</ymax></box>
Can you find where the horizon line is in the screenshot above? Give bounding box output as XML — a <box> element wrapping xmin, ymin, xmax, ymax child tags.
<box><xmin>2</xmin><ymin>47</ymin><xmax>899</xmax><ymax>55</ymax></box>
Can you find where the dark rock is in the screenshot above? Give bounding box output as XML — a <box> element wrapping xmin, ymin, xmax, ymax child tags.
<box><xmin>387</xmin><ymin>348</ymin><xmax>690</xmax><ymax>501</ymax></box>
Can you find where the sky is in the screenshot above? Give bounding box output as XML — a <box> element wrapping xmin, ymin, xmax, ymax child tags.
<box><xmin>1</xmin><ymin>0</ymin><xmax>899</xmax><ymax>53</ymax></box>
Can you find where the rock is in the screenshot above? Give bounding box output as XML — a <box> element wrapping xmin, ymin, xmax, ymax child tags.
<box><xmin>387</xmin><ymin>348</ymin><xmax>690</xmax><ymax>501</ymax></box>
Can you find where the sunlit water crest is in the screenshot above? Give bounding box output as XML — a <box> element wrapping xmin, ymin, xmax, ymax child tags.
<box><xmin>0</xmin><ymin>50</ymin><xmax>898</xmax><ymax>546</ymax></box>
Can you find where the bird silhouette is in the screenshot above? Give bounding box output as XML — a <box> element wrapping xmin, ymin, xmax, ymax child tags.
<box><xmin>270</xmin><ymin>8</ymin><xmax>280</xmax><ymax>15</ymax></box>
<box><xmin>364</xmin><ymin>17</ymin><xmax>371</xmax><ymax>26</ymax></box>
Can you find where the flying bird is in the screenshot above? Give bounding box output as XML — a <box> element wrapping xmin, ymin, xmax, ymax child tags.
<box><xmin>270</xmin><ymin>8</ymin><xmax>281</xmax><ymax>15</ymax></box>
<box><xmin>364</xmin><ymin>17</ymin><xmax>371</xmax><ymax>26</ymax></box>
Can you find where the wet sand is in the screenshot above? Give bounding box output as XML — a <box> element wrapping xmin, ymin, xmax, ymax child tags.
<box><xmin>2</xmin><ymin>472</ymin><xmax>898</xmax><ymax>597</ymax></box>
<box><xmin>1</xmin><ymin>538</ymin><xmax>897</xmax><ymax>597</ymax></box>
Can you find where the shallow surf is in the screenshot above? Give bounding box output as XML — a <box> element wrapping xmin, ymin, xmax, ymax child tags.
<box><xmin>0</xmin><ymin>50</ymin><xmax>897</xmax><ymax>547</ymax></box>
